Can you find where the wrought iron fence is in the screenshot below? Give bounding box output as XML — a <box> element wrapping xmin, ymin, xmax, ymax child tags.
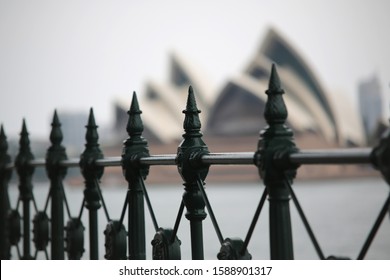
<box><xmin>0</xmin><ymin>64</ymin><xmax>389</xmax><ymax>260</ymax></box>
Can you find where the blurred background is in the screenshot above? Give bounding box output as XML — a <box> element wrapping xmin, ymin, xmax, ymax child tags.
<box><xmin>2</xmin><ymin>0</ymin><xmax>390</xmax><ymax>181</ymax></box>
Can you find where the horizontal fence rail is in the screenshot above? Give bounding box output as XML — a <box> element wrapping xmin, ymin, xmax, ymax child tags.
<box><xmin>0</xmin><ymin>151</ymin><xmax>379</xmax><ymax>172</ymax></box>
<box><xmin>289</xmin><ymin>148</ymin><xmax>373</xmax><ymax>165</ymax></box>
<box><xmin>4</xmin><ymin>148</ymin><xmax>374</xmax><ymax>168</ymax></box>
<box><xmin>1</xmin><ymin>64</ymin><xmax>389</xmax><ymax>260</ymax></box>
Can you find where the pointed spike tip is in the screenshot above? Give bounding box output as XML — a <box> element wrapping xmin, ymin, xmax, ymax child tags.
<box><xmin>87</xmin><ymin>108</ymin><xmax>97</xmax><ymax>127</ymax></box>
<box><xmin>132</xmin><ymin>91</ymin><xmax>138</xmax><ymax>101</ymax></box>
<box><xmin>0</xmin><ymin>124</ymin><xmax>6</xmax><ymax>142</ymax></box>
<box><xmin>52</xmin><ymin>110</ymin><xmax>60</xmax><ymax>125</ymax></box>
<box><xmin>267</xmin><ymin>63</ymin><xmax>284</xmax><ymax>94</ymax></box>
<box><xmin>0</xmin><ymin>124</ymin><xmax>8</xmax><ymax>152</ymax></box>
<box><xmin>185</xmin><ymin>85</ymin><xmax>200</xmax><ymax>113</ymax></box>
<box><xmin>21</xmin><ymin>119</ymin><xmax>28</xmax><ymax>133</ymax></box>
<box><xmin>130</xmin><ymin>91</ymin><xmax>141</xmax><ymax>113</ymax></box>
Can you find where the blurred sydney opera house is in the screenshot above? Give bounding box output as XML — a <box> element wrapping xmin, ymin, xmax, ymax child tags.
<box><xmin>113</xmin><ymin>27</ymin><xmax>383</xmax><ymax>151</ymax></box>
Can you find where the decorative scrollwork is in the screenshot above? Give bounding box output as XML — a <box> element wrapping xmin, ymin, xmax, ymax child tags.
<box><xmin>151</xmin><ymin>228</ymin><xmax>181</xmax><ymax>260</ymax></box>
<box><xmin>65</xmin><ymin>218</ymin><xmax>85</xmax><ymax>260</ymax></box>
<box><xmin>104</xmin><ymin>220</ymin><xmax>127</xmax><ymax>260</ymax></box>
<box><xmin>32</xmin><ymin>211</ymin><xmax>49</xmax><ymax>251</ymax></box>
<box><xmin>217</xmin><ymin>238</ymin><xmax>252</xmax><ymax>260</ymax></box>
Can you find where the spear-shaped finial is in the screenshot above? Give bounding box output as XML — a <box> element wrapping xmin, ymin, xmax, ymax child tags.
<box><xmin>15</xmin><ymin>119</ymin><xmax>34</xmax><ymax>200</ymax></box>
<box><xmin>49</xmin><ymin>110</ymin><xmax>64</xmax><ymax>147</ymax></box>
<box><xmin>85</xmin><ymin>108</ymin><xmax>99</xmax><ymax>148</ymax></box>
<box><xmin>0</xmin><ymin>125</ymin><xmax>8</xmax><ymax>154</ymax></box>
<box><xmin>19</xmin><ymin>119</ymin><xmax>31</xmax><ymax>153</ymax></box>
<box><xmin>264</xmin><ymin>64</ymin><xmax>288</xmax><ymax>125</ymax></box>
<box><xmin>0</xmin><ymin>124</ymin><xmax>11</xmax><ymax>170</ymax></box>
<box><xmin>122</xmin><ymin>91</ymin><xmax>149</xmax><ymax>180</ymax></box>
<box><xmin>126</xmin><ymin>91</ymin><xmax>144</xmax><ymax>139</ymax></box>
<box><xmin>46</xmin><ymin>110</ymin><xmax>67</xmax><ymax>179</ymax></box>
<box><xmin>182</xmin><ymin>86</ymin><xmax>202</xmax><ymax>135</ymax></box>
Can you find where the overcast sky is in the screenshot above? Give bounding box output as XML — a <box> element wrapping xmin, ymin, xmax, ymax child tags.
<box><xmin>1</xmin><ymin>0</ymin><xmax>389</xmax><ymax>140</ymax></box>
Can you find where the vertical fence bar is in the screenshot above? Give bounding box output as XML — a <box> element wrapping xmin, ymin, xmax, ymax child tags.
<box><xmin>177</xmin><ymin>86</ymin><xmax>210</xmax><ymax>260</ymax></box>
<box><xmin>122</xmin><ymin>92</ymin><xmax>149</xmax><ymax>260</ymax></box>
<box><xmin>80</xmin><ymin>109</ymin><xmax>104</xmax><ymax>260</ymax></box>
<box><xmin>256</xmin><ymin>65</ymin><xmax>299</xmax><ymax>260</ymax></box>
<box><xmin>15</xmin><ymin>120</ymin><xmax>35</xmax><ymax>259</ymax></box>
<box><xmin>45</xmin><ymin>111</ymin><xmax>68</xmax><ymax>259</ymax></box>
<box><xmin>0</xmin><ymin>125</ymin><xmax>12</xmax><ymax>259</ymax></box>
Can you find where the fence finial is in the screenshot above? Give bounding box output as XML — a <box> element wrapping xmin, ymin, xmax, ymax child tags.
<box><xmin>49</xmin><ymin>110</ymin><xmax>64</xmax><ymax>147</ymax></box>
<box><xmin>264</xmin><ymin>63</ymin><xmax>287</xmax><ymax>125</ymax></box>
<box><xmin>182</xmin><ymin>85</ymin><xmax>202</xmax><ymax>133</ymax></box>
<box><xmin>46</xmin><ymin>109</ymin><xmax>68</xmax><ymax>177</ymax></box>
<box><xmin>0</xmin><ymin>124</ymin><xmax>11</xmax><ymax>173</ymax></box>
<box><xmin>0</xmin><ymin>124</ymin><xmax>10</xmax><ymax>171</ymax></box>
<box><xmin>178</xmin><ymin>86</ymin><xmax>208</xmax><ymax>180</ymax></box>
<box><xmin>19</xmin><ymin>119</ymin><xmax>31</xmax><ymax>153</ymax></box>
<box><xmin>17</xmin><ymin>119</ymin><xmax>34</xmax><ymax>171</ymax></box>
<box><xmin>81</xmin><ymin>107</ymin><xmax>103</xmax><ymax>178</ymax></box>
<box><xmin>84</xmin><ymin>108</ymin><xmax>99</xmax><ymax>148</ymax></box>
<box><xmin>123</xmin><ymin>91</ymin><xmax>149</xmax><ymax>179</ymax></box>
<box><xmin>0</xmin><ymin>125</ymin><xmax>8</xmax><ymax>154</ymax></box>
<box><xmin>126</xmin><ymin>91</ymin><xmax>144</xmax><ymax>139</ymax></box>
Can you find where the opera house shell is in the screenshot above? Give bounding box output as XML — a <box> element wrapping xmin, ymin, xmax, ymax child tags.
<box><xmin>114</xmin><ymin>27</ymin><xmax>365</xmax><ymax>147</ymax></box>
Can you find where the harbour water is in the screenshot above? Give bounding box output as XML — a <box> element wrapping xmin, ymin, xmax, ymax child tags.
<box><xmin>7</xmin><ymin>177</ymin><xmax>390</xmax><ymax>260</ymax></box>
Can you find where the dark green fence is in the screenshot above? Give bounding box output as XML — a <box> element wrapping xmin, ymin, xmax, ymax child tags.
<box><xmin>0</xmin><ymin>64</ymin><xmax>389</xmax><ymax>260</ymax></box>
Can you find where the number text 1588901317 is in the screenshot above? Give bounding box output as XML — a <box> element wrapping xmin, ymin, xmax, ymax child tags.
<box><xmin>212</xmin><ymin>266</ymin><xmax>272</xmax><ymax>276</ymax></box>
